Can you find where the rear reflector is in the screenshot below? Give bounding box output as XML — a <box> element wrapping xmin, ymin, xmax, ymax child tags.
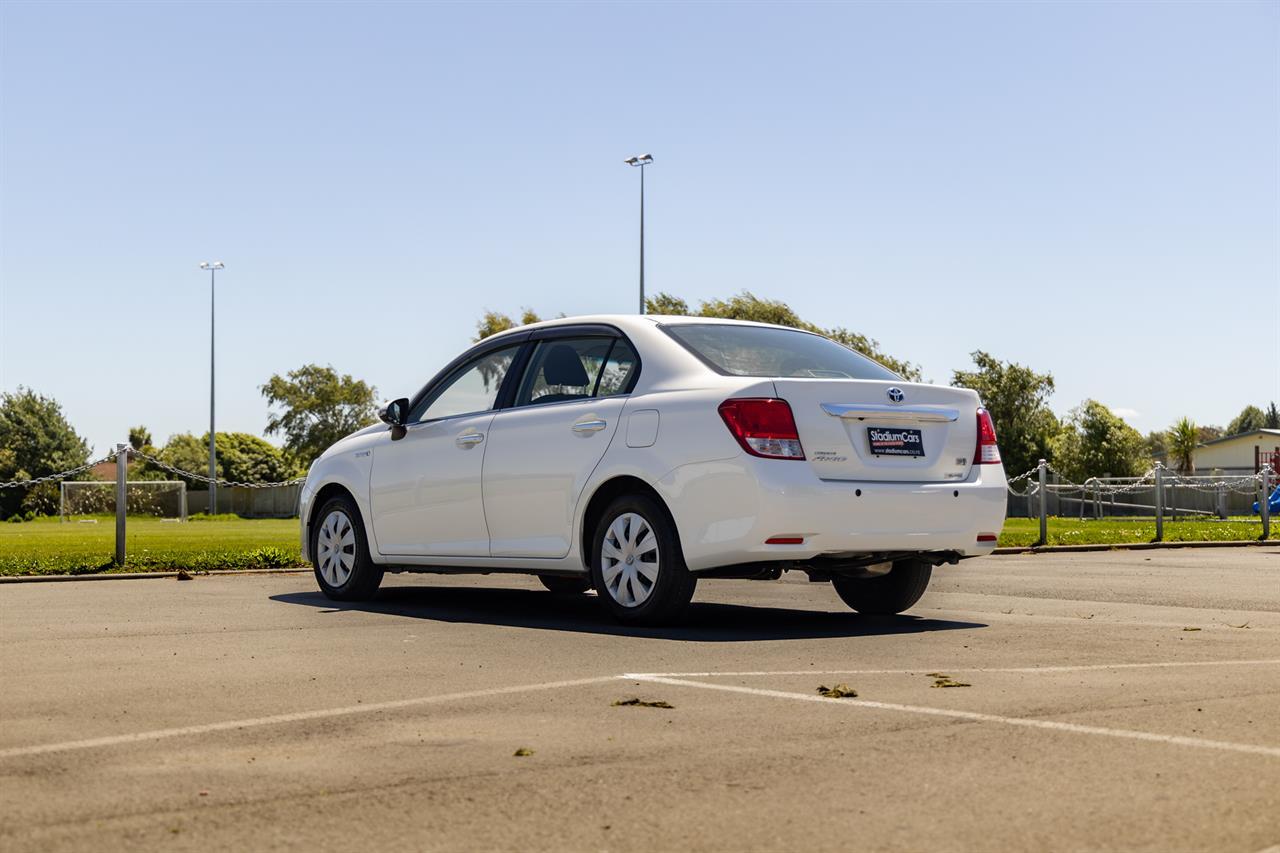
<box><xmin>977</xmin><ymin>533</ymin><xmax>998</xmax><ymax>543</ymax></box>
<box><xmin>765</xmin><ymin>536</ymin><xmax>805</xmax><ymax>545</ymax></box>
<box><xmin>975</xmin><ymin>407</ymin><xmax>1001</xmax><ymax>465</ymax></box>
<box><xmin>718</xmin><ymin>398</ymin><xmax>805</xmax><ymax>460</ymax></box>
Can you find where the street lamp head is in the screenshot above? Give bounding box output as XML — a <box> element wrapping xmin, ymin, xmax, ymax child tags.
<box><xmin>199</xmin><ymin>261</ymin><xmax>225</xmax><ymax>270</ymax></box>
<box><xmin>624</xmin><ymin>154</ymin><xmax>653</xmax><ymax>167</ymax></box>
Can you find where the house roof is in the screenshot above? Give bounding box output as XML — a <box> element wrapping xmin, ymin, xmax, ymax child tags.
<box><xmin>1197</xmin><ymin>428</ymin><xmax>1280</xmax><ymax>448</ymax></box>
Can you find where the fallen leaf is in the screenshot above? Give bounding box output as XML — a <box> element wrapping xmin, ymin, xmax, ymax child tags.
<box><xmin>816</xmin><ymin>683</ymin><xmax>858</xmax><ymax>698</ymax></box>
<box><xmin>1182</xmin><ymin>627</ymin><xmax>1201</xmax><ymax>632</ymax></box>
<box><xmin>928</xmin><ymin>673</ymin><xmax>971</xmax><ymax>688</ymax></box>
<box><xmin>613</xmin><ymin>698</ymin><xmax>674</xmax><ymax>709</ymax></box>
<box><xmin>513</xmin><ymin>748</ymin><xmax>535</xmax><ymax>757</ymax></box>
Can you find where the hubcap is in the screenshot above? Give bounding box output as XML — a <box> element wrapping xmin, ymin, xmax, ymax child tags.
<box><xmin>316</xmin><ymin>509</ymin><xmax>356</xmax><ymax>588</ymax></box>
<box><xmin>600</xmin><ymin>512</ymin><xmax>659</xmax><ymax>607</ymax></box>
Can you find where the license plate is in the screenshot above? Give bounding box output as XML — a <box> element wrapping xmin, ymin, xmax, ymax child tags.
<box><xmin>867</xmin><ymin>427</ymin><xmax>925</xmax><ymax>457</ymax></box>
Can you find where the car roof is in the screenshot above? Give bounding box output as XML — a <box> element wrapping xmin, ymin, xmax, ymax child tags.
<box><xmin>490</xmin><ymin>314</ymin><xmax>807</xmax><ymax>338</ymax></box>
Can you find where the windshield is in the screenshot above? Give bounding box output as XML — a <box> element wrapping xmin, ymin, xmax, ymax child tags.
<box><xmin>664</xmin><ymin>323</ymin><xmax>900</xmax><ymax>380</ymax></box>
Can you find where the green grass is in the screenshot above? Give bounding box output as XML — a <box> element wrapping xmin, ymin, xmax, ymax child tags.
<box><xmin>998</xmin><ymin>516</ymin><xmax>1265</xmax><ymax>548</ymax></box>
<box><xmin>0</xmin><ymin>515</ymin><xmax>303</xmax><ymax>576</ymax></box>
<box><xmin>0</xmin><ymin>513</ymin><xmax>1269</xmax><ymax>576</ymax></box>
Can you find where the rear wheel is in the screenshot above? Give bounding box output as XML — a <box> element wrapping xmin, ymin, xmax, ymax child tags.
<box><xmin>311</xmin><ymin>495</ymin><xmax>383</xmax><ymax>601</ymax></box>
<box><xmin>538</xmin><ymin>575</ymin><xmax>592</xmax><ymax>594</ymax></box>
<box><xmin>590</xmin><ymin>495</ymin><xmax>696</xmax><ymax>626</ymax></box>
<box><xmin>832</xmin><ymin>559</ymin><xmax>932</xmax><ymax>615</ymax></box>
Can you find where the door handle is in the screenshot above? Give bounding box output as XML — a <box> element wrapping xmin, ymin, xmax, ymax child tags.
<box><xmin>456</xmin><ymin>432</ymin><xmax>484</xmax><ymax>448</ymax></box>
<box><xmin>572</xmin><ymin>419</ymin><xmax>608</xmax><ymax>433</ymax></box>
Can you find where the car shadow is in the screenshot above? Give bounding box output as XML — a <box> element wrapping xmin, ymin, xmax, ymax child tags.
<box><xmin>269</xmin><ymin>585</ymin><xmax>987</xmax><ymax>642</ymax></box>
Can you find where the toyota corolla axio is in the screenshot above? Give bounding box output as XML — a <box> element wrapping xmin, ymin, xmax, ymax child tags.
<box><xmin>300</xmin><ymin>315</ymin><xmax>1006</xmax><ymax>624</ymax></box>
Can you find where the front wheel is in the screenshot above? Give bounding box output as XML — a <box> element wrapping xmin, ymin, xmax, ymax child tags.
<box><xmin>589</xmin><ymin>495</ymin><xmax>696</xmax><ymax>626</ymax></box>
<box><xmin>311</xmin><ymin>495</ymin><xmax>383</xmax><ymax>601</ymax></box>
<box><xmin>832</xmin><ymin>559</ymin><xmax>932</xmax><ymax>615</ymax></box>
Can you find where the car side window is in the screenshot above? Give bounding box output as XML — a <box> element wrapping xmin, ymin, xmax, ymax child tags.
<box><xmin>595</xmin><ymin>339</ymin><xmax>638</xmax><ymax>397</ymax></box>
<box><xmin>513</xmin><ymin>338</ymin><xmax>613</xmax><ymax>407</ymax></box>
<box><xmin>413</xmin><ymin>345</ymin><xmax>521</xmax><ymax>422</ymax></box>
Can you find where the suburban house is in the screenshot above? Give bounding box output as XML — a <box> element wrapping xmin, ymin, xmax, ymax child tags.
<box><xmin>1187</xmin><ymin>429</ymin><xmax>1280</xmax><ymax>474</ymax></box>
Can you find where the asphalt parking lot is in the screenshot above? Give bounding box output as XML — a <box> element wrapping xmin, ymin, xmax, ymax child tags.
<box><xmin>2</xmin><ymin>549</ymin><xmax>1278</xmax><ymax>852</ymax></box>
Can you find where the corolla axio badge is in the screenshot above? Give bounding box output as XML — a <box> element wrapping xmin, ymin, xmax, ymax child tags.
<box><xmin>886</xmin><ymin>387</ymin><xmax>905</xmax><ymax>403</ymax></box>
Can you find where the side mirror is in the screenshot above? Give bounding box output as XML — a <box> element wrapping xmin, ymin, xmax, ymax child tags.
<box><xmin>379</xmin><ymin>397</ymin><xmax>410</xmax><ymax>427</ymax></box>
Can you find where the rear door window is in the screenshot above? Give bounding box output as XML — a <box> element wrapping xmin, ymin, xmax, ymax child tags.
<box><xmin>514</xmin><ymin>338</ymin><xmax>612</xmax><ymax>407</ymax></box>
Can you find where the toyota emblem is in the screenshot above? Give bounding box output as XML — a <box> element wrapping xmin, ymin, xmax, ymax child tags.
<box><xmin>887</xmin><ymin>387</ymin><xmax>905</xmax><ymax>403</ymax></box>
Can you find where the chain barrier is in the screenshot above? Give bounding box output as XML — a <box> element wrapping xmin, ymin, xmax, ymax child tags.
<box><xmin>0</xmin><ymin>449</ymin><xmax>305</xmax><ymax>491</ymax></box>
<box><xmin>1004</xmin><ymin>463</ymin><xmax>1273</xmax><ymax>498</ymax></box>
<box><xmin>127</xmin><ymin>449</ymin><xmax>306</xmax><ymax>489</ymax></box>
<box><xmin>0</xmin><ymin>452</ymin><xmax>122</xmax><ymax>489</ymax></box>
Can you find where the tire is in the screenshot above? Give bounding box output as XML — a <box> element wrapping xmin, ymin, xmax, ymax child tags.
<box><xmin>831</xmin><ymin>558</ymin><xmax>932</xmax><ymax>615</ymax></box>
<box><xmin>538</xmin><ymin>575</ymin><xmax>592</xmax><ymax>595</ymax></box>
<box><xmin>589</xmin><ymin>494</ymin><xmax>696</xmax><ymax>626</ymax></box>
<box><xmin>311</xmin><ymin>495</ymin><xmax>384</xmax><ymax>601</ymax></box>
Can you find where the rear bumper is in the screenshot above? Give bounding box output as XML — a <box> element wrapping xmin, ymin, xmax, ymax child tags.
<box><xmin>655</xmin><ymin>456</ymin><xmax>1007</xmax><ymax>572</ymax></box>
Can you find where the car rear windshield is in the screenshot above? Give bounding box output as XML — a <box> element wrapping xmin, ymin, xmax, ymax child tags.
<box><xmin>663</xmin><ymin>323</ymin><xmax>900</xmax><ymax>380</ymax></box>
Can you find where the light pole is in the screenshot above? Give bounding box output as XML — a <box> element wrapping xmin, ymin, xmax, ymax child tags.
<box><xmin>624</xmin><ymin>154</ymin><xmax>652</xmax><ymax>313</ymax></box>
<box><xmin>199</xmin><ymin>261</ymin><xmax>224</xmax><ymax>514</ymax></box>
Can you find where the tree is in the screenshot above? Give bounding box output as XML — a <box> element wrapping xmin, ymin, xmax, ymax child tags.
<box><xmin>1266</xmin><ymin>402</ymin><xmax>1280</xmax><ymax>430</ymax></box>
<box><xmin>1145</xmin><ymin>431</ymin><xmax>1168</xmax><ymax>460</ymax></box>
<box><xmin>951</xmin><ymin>351</ymin><xmax>1058</xmax><ymax>477</ymax></box>
<box><xmin>649</xmin><ymin>291</ymin><xmax>922</xmax><ymax>380</ymax></box>
<box><xmin>1167</xmin><ymin>417</ymin><xmax>1199</xmax><ymax>474</ymax></box>
<box><xmin>219</xmin><ymin>433</ymin><xmax>296</xmax><ymax>482</ymax></box>
<box><xmin>1197</xmin><ymin>425</ymin><xmax>1224</xmax><ymax>444</ymax></box>
<box><xmin>128</xmin><ymin>425</ymin><xmax>152</xmax><ymax>451</ymax></box>
<box><xmin>475</xmin><ymin>308</ymin><xmax>543</xmax><ymax>342</ymax></box>
<box><xmin>148</xmin><ymin>433</ymin><xmax>222</xmax><ymax>481</ymax></box>
<box><xmin>645</xmin><ymin>293</ymin><xmax>690</xmax><ymax>315</ymax></box>
<box><xmin>1227</xmin><ymin>405</ymin><xmax>1266</xmax><ymax>436</ymax></box>
<box><xmin>0</xmin><ymin>388</ymin><xmax>90</xmax><ymax>518</ymax></box>
<box><xmin>137</xmin><ymin>432</ymin><xmax>299</xmax><ymax>484</ymax></box>
<box><xmin>262</xmin><ymin>365</ymin><xmax>378</xmax><ymax>466</ymax></box>
<box><xmin>1049</xmin><ymin>400</ymin><xmax>1148</xmax><ymax>482</ymax></box>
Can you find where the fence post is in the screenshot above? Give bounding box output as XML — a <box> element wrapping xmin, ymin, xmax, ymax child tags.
<box><xmin>1260</xmin><ymin>466</ymin><xmax>1271</xmax><ymax>542</ymax></box>
<box><xmin>1154</xmin><ymin>463</ymin><xmax>1164</xmax><ymax>543</ymax></box>
<box><xmin>114</xmin><ymin>443</ymin><xmax>127</xmax><ymax>566</ymax></box>
<box><xmin>1036</xmin><ymin>459</ymin><xmax>1048</xmax><ymax>547</ymax></box>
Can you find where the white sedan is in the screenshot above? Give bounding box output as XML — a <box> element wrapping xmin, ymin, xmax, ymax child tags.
<box><xmin>300</xmin><ymin>315</ymin><xmax>1007</xmax><ymax>625</ymax></box>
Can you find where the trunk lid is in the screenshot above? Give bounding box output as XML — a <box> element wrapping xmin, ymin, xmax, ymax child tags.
<box><xmin>773</xmin><ymin>379</ymin><xmax>981</xmax><ymax>483</ymax></box>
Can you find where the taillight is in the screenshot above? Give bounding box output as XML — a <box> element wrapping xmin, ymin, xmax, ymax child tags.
<box><xmin>718</xmin><ymin>398</ymin><xmax>805</xmax><ymax>460</ymax></box>
<box><xmin>975</xmin><ymin>407</ymin><xmax>1001</xmax><ymax>464</ymax></box>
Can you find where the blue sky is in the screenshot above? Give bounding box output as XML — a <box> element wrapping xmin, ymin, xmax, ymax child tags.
<box><xmin>2</xmin><ymin>0</ymin><xmax>1276</xmax><ymax>456</ymax></box>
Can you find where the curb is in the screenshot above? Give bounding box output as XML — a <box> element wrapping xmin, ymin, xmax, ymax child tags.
<box><xmin>0</xmin><ymin>568</ymin><xmax>311</xmax><ymax>584</ymax></box>
<box><xmin>992</xmin><ymin>540</ymin><xmax>1276</xmax><ymax>555</ymax></box>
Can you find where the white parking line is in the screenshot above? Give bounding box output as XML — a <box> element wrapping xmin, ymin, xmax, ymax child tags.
<box><xmin>625</xmin><ymin>658</ymin><xmax>1280</xmax><ymax>678</ymax></box>
<box><xmin>0</xmin><ymin>676</ymin><xmax>618</xmax><ymax>760</ymax></box>
<box><xmin>625</xmin><ymin>675</ymin><xmax>1280</xmax><ymax>759</ymax></box>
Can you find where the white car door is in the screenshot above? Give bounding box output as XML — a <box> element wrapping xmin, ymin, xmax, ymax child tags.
<box><xmin>483</xmin><ymin>334</ymin><xmax>639</xmax><ymax>558</ymax></box>
<box><xmin>369</xmin><ymin>343</ymin><xmax>523</xmax><ymax>557</ymax></box>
